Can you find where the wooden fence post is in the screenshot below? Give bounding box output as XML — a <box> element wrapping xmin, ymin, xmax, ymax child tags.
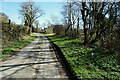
<box><xmin>9</xmin><ymin>19</ymin><xmax>11</xmax><ymax>27</ymax></box>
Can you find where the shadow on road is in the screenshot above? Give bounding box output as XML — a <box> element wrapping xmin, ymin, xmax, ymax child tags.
<box><xmin>0</xmin><ymin>61</ymin><xmax>58</xmax><ymax>72</ymax></box>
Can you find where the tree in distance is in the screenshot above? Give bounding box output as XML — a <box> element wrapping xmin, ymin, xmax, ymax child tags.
<box><xmin>19</xmin><ymin>1</ymin><xmax>44</xmax><ymax>34</ymax></box>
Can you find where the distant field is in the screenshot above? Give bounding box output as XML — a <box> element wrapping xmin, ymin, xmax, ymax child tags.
<box><xmin>44</xmin><ymin>34</ymin><xmax>120</xmax><ymax>79</ymax></box>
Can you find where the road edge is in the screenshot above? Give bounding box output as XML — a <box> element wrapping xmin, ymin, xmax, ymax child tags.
<box><xmin>45</xmin><ymin>35</ymin><xmax>79</xmax><ymax>80</ymax></box>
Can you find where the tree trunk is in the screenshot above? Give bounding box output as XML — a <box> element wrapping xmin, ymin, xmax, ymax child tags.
<box><xmin>77</xmin><ymin>17</ymin><xmax>79</xmax><ymax>35</ymax></box>
<box><xmin>28</xmin><ymin>24</ymin><xmax>32</xmax><ymax>34</ymax></box>
<box><xmin>83</xmin><ymin>23</ymin><xmax>87</xmax><ymax>45</ymax></box>
<box><xmin>81</xmin><ymin>2</ymin><xmax>88</xmax><ymax>45</ymax></box>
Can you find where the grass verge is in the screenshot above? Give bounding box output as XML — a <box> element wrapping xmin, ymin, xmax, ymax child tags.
<box><xmin>0</xmin><ymin>33</ymin><xmax>37</xmax><ymax>59</ymax></box>
<box><xmin>43</xmin><ymin>34</ymin><xmax>120</xmax><ymax>79</ymax></box>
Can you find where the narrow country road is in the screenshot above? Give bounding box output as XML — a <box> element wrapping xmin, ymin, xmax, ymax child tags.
<box><xmin>0</xmin><ymin>33</ymin><xmax>68</xmax><ymax>79</ymax></box>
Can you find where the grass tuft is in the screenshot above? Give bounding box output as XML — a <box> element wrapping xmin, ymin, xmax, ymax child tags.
<box><xmin>1</xmin><ymin>33</ymin><xmax>37</xmax><ymax>59</ymax></box>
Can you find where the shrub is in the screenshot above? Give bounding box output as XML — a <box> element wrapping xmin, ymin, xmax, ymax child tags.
<box><xmin>1</xmin><ymin>17</ymin><xmax>29</xmax><ymax>49</ymax></box>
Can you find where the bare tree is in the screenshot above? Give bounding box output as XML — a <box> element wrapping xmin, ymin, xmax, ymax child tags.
<box><xmin>62</xmin><ymin>2</ymin><xmax>79</xmax><ymax>36</ymax></box>
<box><xmin>62</xmin><ymin>1</ymin><xmax>119</xmax><ymax>49</ymax></box>
<box><xmin>34</xmin><ymin>20</ymin><xmax>39</xmax><ymax>32</ymax></box>
<box><xmin>61</xmin><ymin>2</ymin><xmax>72</xmax><ymax>35</ymax></box>
<box><xmin>81</xmin><ymin>2</ymin><xmax>89</xmax><ymax>44</ymax></box>
<box><xmin>19</xmin><ymin>1</ymin><xmax>44</xmax><ymax>34</ymax></box>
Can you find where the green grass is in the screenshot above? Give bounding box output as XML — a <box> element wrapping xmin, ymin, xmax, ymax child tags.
<box><xmin>1</xmin><ymin>33</ymin><xmax>37</xmax><ymax>58</ymax></box>
<box><xmin>43</xmin><ymin>34</ymin><xmax>120</xmax><ymax>79</ymax></box>
<box><xmin>40</xmin><ymin>37</ymin><xmax>43</xmax><ymax>41</ymax></box>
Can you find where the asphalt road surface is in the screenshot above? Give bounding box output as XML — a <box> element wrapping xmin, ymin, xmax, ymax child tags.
<box><xmin>0</xmin><ymin>33</ymin><xmax>68</xmax><ymax>79</ymax></box>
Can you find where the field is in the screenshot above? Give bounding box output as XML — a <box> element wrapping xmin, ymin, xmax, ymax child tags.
<box><xmin>44</xmin><ymin>34</ymin><xmax>120</xmax><ymax>79</ymax></box>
